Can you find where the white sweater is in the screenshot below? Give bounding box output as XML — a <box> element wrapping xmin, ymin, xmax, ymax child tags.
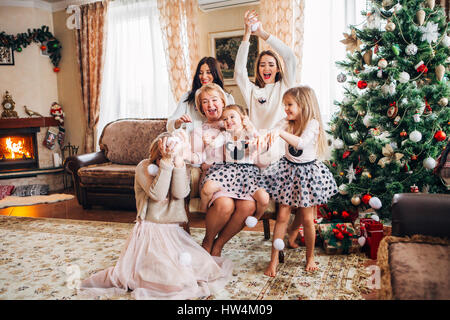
<box><xmin>234</xmin><ymin>35</ymin><xmax>296</xmax><ymax>131</ymax></box>
<box><xmin>167</xmin><ymin>91</ymin><xmax>235</xmax><ymax>133</ymax></box>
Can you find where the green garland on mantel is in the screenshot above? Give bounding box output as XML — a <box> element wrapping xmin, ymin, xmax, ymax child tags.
<box><xmin>0</xmin><ymin>25</ymin><xmax>62</xmax><ymax>71</ymax></box>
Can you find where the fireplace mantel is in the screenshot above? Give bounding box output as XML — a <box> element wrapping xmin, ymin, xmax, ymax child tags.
<box><xmin>0</xmin><ymin>117</ymin><xmax>59</xmax><ymax>129</ymax></box>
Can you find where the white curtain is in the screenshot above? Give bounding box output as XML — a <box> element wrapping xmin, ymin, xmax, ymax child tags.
<box><xmin>97</xmin><ymin>0</ymin><xmax>175</xmax><ymax>147</ymax></box>
<box><xmin>302</xmin><ymin>0</ymin><xmax>368</xmax><ymax>127</ymax></box>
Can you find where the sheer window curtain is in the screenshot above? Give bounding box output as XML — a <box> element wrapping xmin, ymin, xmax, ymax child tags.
<box><xmin>97</xmin><ymin>0</ymin><xmax>175</xmax><ymax>148</ymax></box>
<box><xmin>302</xmin><ymin>0</ymin><xmax>367</xmax><ymax>127</ymax></box>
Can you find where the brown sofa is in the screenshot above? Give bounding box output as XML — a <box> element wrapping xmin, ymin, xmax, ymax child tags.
<box><xmin>377</xmin><ymin>193</ymin><xmax>450</xmax><ymax>300</ymax></box>
<box><xmin>65</xmin><ymin>118</ymin><xmax>167</xmax><ymax>209</ymax></box>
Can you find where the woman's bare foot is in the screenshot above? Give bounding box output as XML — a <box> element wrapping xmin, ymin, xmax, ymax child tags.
<box><xmin>210</xmin><ymin>239</ymin><xmax>223</xmax><ymax>257</ymax></box>
<box><xmin>264</xmin><ymin>259</ymin><xmax>278</xmax><ymax>277</ymax></box>
<box><xmin>305</xmin><ymin>258</ymin><xmax>318</xmax><ymax>272</ymax></box>
<box><xmin>287</xmin><ymin>227</ymin><xmax>299</xmax><ymax>249</ymax></box>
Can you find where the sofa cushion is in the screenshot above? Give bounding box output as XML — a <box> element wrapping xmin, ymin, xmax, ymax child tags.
<box><xmin>78</xmin><ymin>163</ymin><xmax>136</xmax><ymax>186</ymax></box>
<box><xmin>378</xmin><ymin>235</ymin><xmax>450</xmax><ymax>300</ymax></box>
<box><xmin>389</xmin><ymin>242</ymin><xmax>450</xmax><ymax>300</ymax></box>
<box><xmin>99</xmin><ymin>119</ymin><xmax>167</xmax><ymax>165</ymax></box>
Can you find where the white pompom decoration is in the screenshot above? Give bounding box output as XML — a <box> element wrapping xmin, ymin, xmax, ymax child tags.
<box><xmin>371</xmin><ymin>214</ymin><xmax>380</xmax><ymax>222</ymax></box>
<box><xmin>398</xmin><ymin>71</ymin><xmax>410</xmax><ymax>83</ymax></box>
<box><xmin>333</xmin><ymin>138</ymin><xmax>344</xmax><ymax>149</ymax></box>
<box><xmin>423</xmin><ymin>157</ymin><xmax>436</xmax><ymax>169</ymax></box>
<box><xmin>147</xmin><ymin>164</ymin><xmax>159</xmax><ymax>176</ymax></box>
<box><xmin>442</xmin><ymin>35</ymin><xmax>450</xmax><ymax>47</ymax></box>
<box><xmin>273</xmin><ymin>238</ymin><xmax>285</xmax><ymax>251</ymax></box>
<box><xmin>245</xmin><ymin>216</ymin><xmax>258</xmax><ymax>228</ymax></box>
<box><xmin>363</xmin><ymin>113</ymin><xmax>373</xmax><ymax>127</ymax></box>
<box><xmin>339</xmin><ymin>184</ymin><xmax>348</xmax><ymax>195</ymax></box>
<box><xmin>179</xmin><ymin>252</ymin><xmax>192</xmax><ymax>266</ymax></box>
<box><xmin>358</xmin><ymin>236</ymin><xmax>366</xmax><ymax>247</ymax></box>
<box><xmin>409</xmin><ymin>130</ymin><xmax>422</xmax><ymax>143</ymax></box>
<box><xmin>369</xmin><ymin>197</ymin><xmax>382</xmax><ymax>209</ymax></box>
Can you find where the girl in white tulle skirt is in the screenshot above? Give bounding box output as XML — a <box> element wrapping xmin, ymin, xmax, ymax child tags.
<box><xmin>79</xmin><ymin>131</ymin><xmax>233</xmax><ymax>300</ymax></box>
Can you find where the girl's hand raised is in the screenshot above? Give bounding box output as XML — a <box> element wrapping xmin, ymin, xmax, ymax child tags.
<box><xmin>159</xmin><ymin>137</ymin><xmax>175</xmax><ymax>161</ymax></box>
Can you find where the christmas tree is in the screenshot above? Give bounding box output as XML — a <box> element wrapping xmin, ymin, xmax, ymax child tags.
<box><xmin>326</xmin><ymin>0</ymin><xmax>449</xmax><ymax>220</ymax></box>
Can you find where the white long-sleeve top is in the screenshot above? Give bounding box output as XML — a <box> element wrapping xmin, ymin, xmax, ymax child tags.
<box><xmin>276</xmin><ymin>119</ymin><xmax>319</xmax><ymax>163</ymax></box>
<box><xmin>167</xmin><ymin>91</ymin><xmax>235</xmax><ymax>133</ymax></box>
<box><xmin>234</xmin><ymin>35</ymin><xmax>296</xmax><ymax>131</ymax></box>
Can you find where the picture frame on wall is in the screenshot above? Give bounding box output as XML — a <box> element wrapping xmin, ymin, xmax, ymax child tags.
<box><xmin>0</xmin><ymin>47</ymin><xmax>14</xmax><ymax>66</ymax></box>
<box><xmin>209</xmin><ymin>29</ymin><xmax>259</xmax><ymax>85</ymax></box>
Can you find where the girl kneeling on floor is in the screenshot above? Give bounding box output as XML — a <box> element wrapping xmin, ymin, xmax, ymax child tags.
<box><xmin>79</xmin><ymin>131</ymin><xmax>233</xmax><ymax>300</ymax></box>
<box><xmin>262</xmin><ymin>86</ymin><xmax>338</xmax><ymax>277</ymax></box>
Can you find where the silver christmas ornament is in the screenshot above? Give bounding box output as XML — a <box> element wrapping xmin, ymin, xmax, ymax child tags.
<box><xmin>337</xmin><ymin>73</ymin><xmax>347</xmax><ymax>83</ymax></box>
<box><xmin>406</xmin><ymin>43</ymin><xmax>418</xmax><ymax>55</ymax></box>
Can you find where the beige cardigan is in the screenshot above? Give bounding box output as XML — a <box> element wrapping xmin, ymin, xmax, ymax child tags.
<box><xmin>134</xmin><ymin>159</ymin><xmax>190</xmax><ymax>223</ymax></box>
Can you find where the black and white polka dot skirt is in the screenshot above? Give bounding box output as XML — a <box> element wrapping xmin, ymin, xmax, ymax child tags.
<box><xmin>202</xmin><ymin>163</ymin><xmax>262</xmax><ymax>199</ymax></box>
<box><xmin>261</xmin><ymin>157</ymin><xmax>338</xmax><ymax>208</ymax></box>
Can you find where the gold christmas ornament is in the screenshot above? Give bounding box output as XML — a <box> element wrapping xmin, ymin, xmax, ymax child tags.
<box><xmin>363</xmin><ymin>49</ymin><xmax>373</xmax><ymax>65</ymax></box>
<box><xmin>385</xmin><ymin>21</ymin><xmax>396</xmax><ymax>32</ymax></box>
<box><xmin>378</xmin><ymin>144</ymin><xmax>404</xmax><ymax>168</ymax></box>
<box><xmin>340</xmin><ymin>29</ymin><xmax>363</xmax><ymax>52</ymax></box>
<box><xmin>427</xmin><ymin>0</ymin><xmax>436</xmax><ymax>10</ymax></box>
<box><xmin>416</xmin><ymin>10</ymin><xmax>425</xmax><ymax>26</ymax></box>
<box><xmin>351</xmin><ymin>195</ymin><xmax>361</xmax><ymax>206</ymax></box>
<box><xmin>438</xmin><ymin>97</ymin><xmax>448</xmax><ymax>106</ymax></box>
<box><xmin>436</xmin><ymin>65</ymin><xmax>445</xmax><ymax>81</ymax></box>
<box><xmin>362</xmin><ymin>169</ymin><xmax>372</xmax><ymax>178</ymax></box>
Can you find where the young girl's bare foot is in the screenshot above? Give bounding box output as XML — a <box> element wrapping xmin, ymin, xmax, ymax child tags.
<box><xmin>264</xmin><ymin>259</ymin><xmax>278</xmax><ymax>277</ymax></box>
<box><xmin>287</xmin><ymin>227</ymin><xmax>299</xmax><ymax>249</ymax></box>
<box><xmin>305</xmin><ymin>258</ymin><xmax>318</xmax><ymax>272</ymax></box>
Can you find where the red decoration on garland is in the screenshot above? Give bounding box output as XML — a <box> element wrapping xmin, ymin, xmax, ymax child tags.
<box><xmin>410</xmin><ymin>184</ymin><xmax>419</xmax><ymax>193</ymax></box>
<box><xmin>342</xmin><ymin>150</ymin><xmax>351</xmax><ymax>159</ymax></box>
<box><xmin>357</xmin><ymin>80</ymin><xmax>368</xmax><ymax>89</ymax></box>
<box><xmin>362</xmin><ymin>194</ymin><xmax>372</xmax><ymax>204</ymax></box>
<box><xmin>434</xmin><ymin>130</ymin><xmax>447</xmax><ymax>142</ymax></box>
<box><xmin>40</xmin><ymin>45</ymin><xmax>47</xmax><ymax>51</ymax></box>
<box><xmin>341</xmin><ymin>211</ymin><xmax>350</xmax><ymax>219</ymax></box>
<box><xmin>53</xmin><ymin>67</ymin><xmax>60</xmax><ymax>73</ymax></box>
<box><xmin>417</xmin><ymin>64</ymin><xmax>428</xmax><ymax>73</ymax></box>
<box><xmin>400</xmin><ymin>130</ymin><xmax>407</xmax><ymax>137</ymax></box>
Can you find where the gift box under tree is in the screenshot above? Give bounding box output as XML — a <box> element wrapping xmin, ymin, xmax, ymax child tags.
<box><xmin>359</xmin><ymin>218</ymin><xmax>384</xmax><ymax>260</ymax></box>
<box><xmin>318</xmin><ymin>222</ymin><xmax>360</xmax><ymax>254</ymax></box>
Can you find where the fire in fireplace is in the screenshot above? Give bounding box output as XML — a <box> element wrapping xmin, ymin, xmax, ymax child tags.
<box><xmin>0</xmin><ymin>127</ymin><xmax>39</xmax><ymax>172</ymax></box>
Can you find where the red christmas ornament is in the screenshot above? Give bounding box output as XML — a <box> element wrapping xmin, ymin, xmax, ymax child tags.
<box><xmin>40</xmin><ymin>45</ymin><xmax>47</xmax><ymax>51</ymax></box>
<box><xmin>342</xmin><ymin>150</ymin><xmax>351</xmax><ymax>159</ymax></box>
<box><xmin>357</xmin><ymin>80</ymin><xmax>368</xmax><ymax>89</ymax></box>
<box><xmin>332</xmin><ymin>162</ymin><xmax>337</xmax><ymax>167</ymax></box>
<box><xmin>400</xmin><ymin>130</ymin><xmax>407</xmax><ymax>137</ymax></box>
<box><xmin>362</xmin><ymin>194</ymin><xmax>372</xmax><ymax>204</ymax></box>
<box><xmin>417</xmin><ymin>64</ymin><xmax>428</xmax><ymax>73</ymax></box>
<box><xmin>410</xmin><ymin>184</ymin><xmax>419</xmax><ymax>193</ymax></box>
<box><xmin>53</xmin><ymin>67</ymin><xmax>60</xmax><ymax>72</ymax></box>
<box><xmin>434</xmin><ymin>130</ymin><xmax>447</xmax><ymax>142</ymax></box>
<box><xmin>341</xmin><ymin>211</ymin><xmax>350</xmax><ymax>219</ymax></box>
<box><xmin>411</xmin><ymin>154</ymin><xmax>418</xmax><ymax>161</ymax></box>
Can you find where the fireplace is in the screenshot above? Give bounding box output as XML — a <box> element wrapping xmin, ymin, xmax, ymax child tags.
<box><xmin>0</xmin><ymin>127</ymin><xmax>39</xmax><ymax>172</ymax></box>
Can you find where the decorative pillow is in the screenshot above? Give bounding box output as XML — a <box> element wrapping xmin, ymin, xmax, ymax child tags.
<box><xmin>0</xmin><ymin>185</ymin><xmax>15</xmax><ymax>200</ymax></box>
<box><xmin>12</xmin><ymin>184</ymin><xmax>49</xmax><ymax>197</ymax></box>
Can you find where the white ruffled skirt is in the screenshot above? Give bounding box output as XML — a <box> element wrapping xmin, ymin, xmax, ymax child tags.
<box><xmin>79</xmin><ymin>220</ymin><xmax>233</xmax><ymax>300</ymax></box>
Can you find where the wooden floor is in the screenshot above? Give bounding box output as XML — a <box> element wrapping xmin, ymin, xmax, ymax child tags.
<box><xmin>0</xmin><ymin>190</ymin><xmax>378</xmax><ymax>300</ymax></box>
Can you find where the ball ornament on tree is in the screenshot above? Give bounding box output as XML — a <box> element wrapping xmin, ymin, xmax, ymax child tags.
<box><xmin>362</xmin><ymin>194</ymin><xmax>372</xmax><ymax>204</ymax></box>
<box><xmin>378</xmin><ymin>59</ymin><xmax>388</xmax><ymax>69</ymax></box>
<box><xmin>409</xmin><ymin>130</ymin><xmax>422</xmax><ymax>142</ymax></box>
<box><xmin>434</xmin><ymin>130</ymin><xmax>446</xmax><ymax>142</ymax></box>
<box><xmin>337</xmin><ymin>73</ymin><xmax>347</xmax><ymax>83</ymax></box>
<box><xmin>406</xmin><ymin>43</ymin><xmax>418</xmax><ymax>55</ymax></box>
<box><xmin>385</xmin><ymin>21</ymin><xmax>396</xmax><ymax>32</ymax></box>
<box><xmin>438</xmin><ymin>97</ymin><xmax>448</xmax><ymax>107</ymax></box>
<box><xmin>369</xmin><ymin>197</ymin><xmax>382</xmax><ymax>209</ymax></box>
<box><xmin>399</xmin><ymin>71</ymin><xmax>410</xmax><ymax>83</ymax></box>
<box><xmin>338</xmin><ymin>184</ymin><xmax>348</xmax><ymax>195</ymax></box>
<box><xmin>400</xmin><ymin>130</ymin><xmax>408</xmax><ymax>138</ymax></box>
<box><xmin>333</xmin><ymin>138</ymin><xmax>344</xmax><ymax>149</ymax></box>
<box><xmin>423</xmin><ymin>157</ymin><xmax>437</xmax><ymax>169</ymax></box>
<box><xmin>351</xmin><ymin>195</ymin><xmax>361</xmax><ymax>206</ymax></box>
<box><xmin>357</xmin><ymin>80</ymin><xmax>368</xmax><ymax>89</ymax></box>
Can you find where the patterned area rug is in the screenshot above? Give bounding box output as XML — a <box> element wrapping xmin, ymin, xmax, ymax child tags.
<box><xmin>0</xmin><ymin>194</ymin><xmax>74</xmax><ymax>209</ymax></box>
<box><xmin>0</xmin><ymin>216</ymin><xmax>372</xmax><ymax>300</ymax></box>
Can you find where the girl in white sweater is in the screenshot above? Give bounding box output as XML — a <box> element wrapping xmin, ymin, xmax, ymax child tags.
<box><xmin>234</xmin><ymin>10</ymin><xmax>296</xmax><ymax>131</ymax></box>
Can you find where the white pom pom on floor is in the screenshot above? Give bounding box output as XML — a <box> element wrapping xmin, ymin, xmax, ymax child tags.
<box><xmin>273</xmin><ymin>238</ymin><xmax>285</xmax><ymax>251</ymax></box>
<box><xmin>371</xmin><ymin>214</ymin><xmax>380</xmax><ymax>222</ymax></box>
<box><xmin>179</xmin><ymin>252</ymin><xmax>192</xmax><ymax>267</ymax></box>
<box><xmin>147</xmin><ymin>164</ymin><xmax>159</xmax><ymax>176</ymax></box>
<box><xmin>245</xmin><ymin>216</ymin><xmax>258</xmax><ymax>228</ymax></box>
<box><xmin>358</xmin><ymin>236</ymin><xmax>366</xmax><ymax>247</ymax></box>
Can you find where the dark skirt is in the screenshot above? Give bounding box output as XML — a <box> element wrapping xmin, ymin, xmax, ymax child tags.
<box><xmin>260</xmin><ymin>157</ymin><xmax>338</xmax><ymax>208</ymax></box>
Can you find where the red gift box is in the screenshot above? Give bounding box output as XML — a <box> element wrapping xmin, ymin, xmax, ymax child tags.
<box><xmin>360</xmin><ymin>218</ymin><xmax>384</xmax><ymax>260</ymax></box>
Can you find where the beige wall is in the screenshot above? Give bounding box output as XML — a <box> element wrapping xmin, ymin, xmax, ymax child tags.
<box><xmin>198</xmin><ymin>4</ymin><xmax>259</xmax><ymax>108</ymax></box>
<box><xmin>52</xmin><ymin>10</ymin><xmax>85</xmax><ymax>152</ymax></box>
<box><xmin>0</xmin><ymin>7</ymin><xmax>58</xmax><ymax>119</ymax></box>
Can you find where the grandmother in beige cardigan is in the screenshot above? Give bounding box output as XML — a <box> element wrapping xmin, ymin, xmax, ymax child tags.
<box><xmin>80</xmin><ymin>131</ymin><xmax>232</xmax><ymax>300</ymax></box>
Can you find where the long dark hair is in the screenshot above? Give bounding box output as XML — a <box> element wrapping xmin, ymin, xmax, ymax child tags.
<box><xmin>185</xmin><ymin>57</ymin><xmax>225</xmax><ymax>106</ymax></box>
<box><xmin>254</xmin><ymin>50</ymin><xmax>284</xmax><ymax>88</ymax></box>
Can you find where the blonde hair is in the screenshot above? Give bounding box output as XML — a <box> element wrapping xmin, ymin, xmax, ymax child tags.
<box><xmin>195</xmin><ymin>83</ymin><xmax>227</xmax><ymax>116</ymax></box>
<box><xmin>283</xmin><ymin>86</ymin><xmax>327</xmax><ymax>158</ymax></box>
<box><xmin>221</xmin><ymin>104</ymin><xmax>247</xmax><ymax>120</ymax></box>
<box><xmin>148</xmin><ymin>132</ymin><xmax>172</xmax><ymax>164</ymax></box>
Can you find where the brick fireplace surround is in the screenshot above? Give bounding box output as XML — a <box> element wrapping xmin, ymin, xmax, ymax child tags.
<box><xmin>0</xmin><ymin>117</ymin><xmax>65</xmax><ymax>191</ymax></box>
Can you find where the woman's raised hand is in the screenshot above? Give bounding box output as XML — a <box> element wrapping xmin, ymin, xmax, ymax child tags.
<box><xmin>159</xmin><ymin>137</ymin><xmax>175</xmax><ymax>161</ymax></box>
<box><xmin>175</xmin><ymin>114</ymin><xmax>192</xmax><ymax>129</ymax></box>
